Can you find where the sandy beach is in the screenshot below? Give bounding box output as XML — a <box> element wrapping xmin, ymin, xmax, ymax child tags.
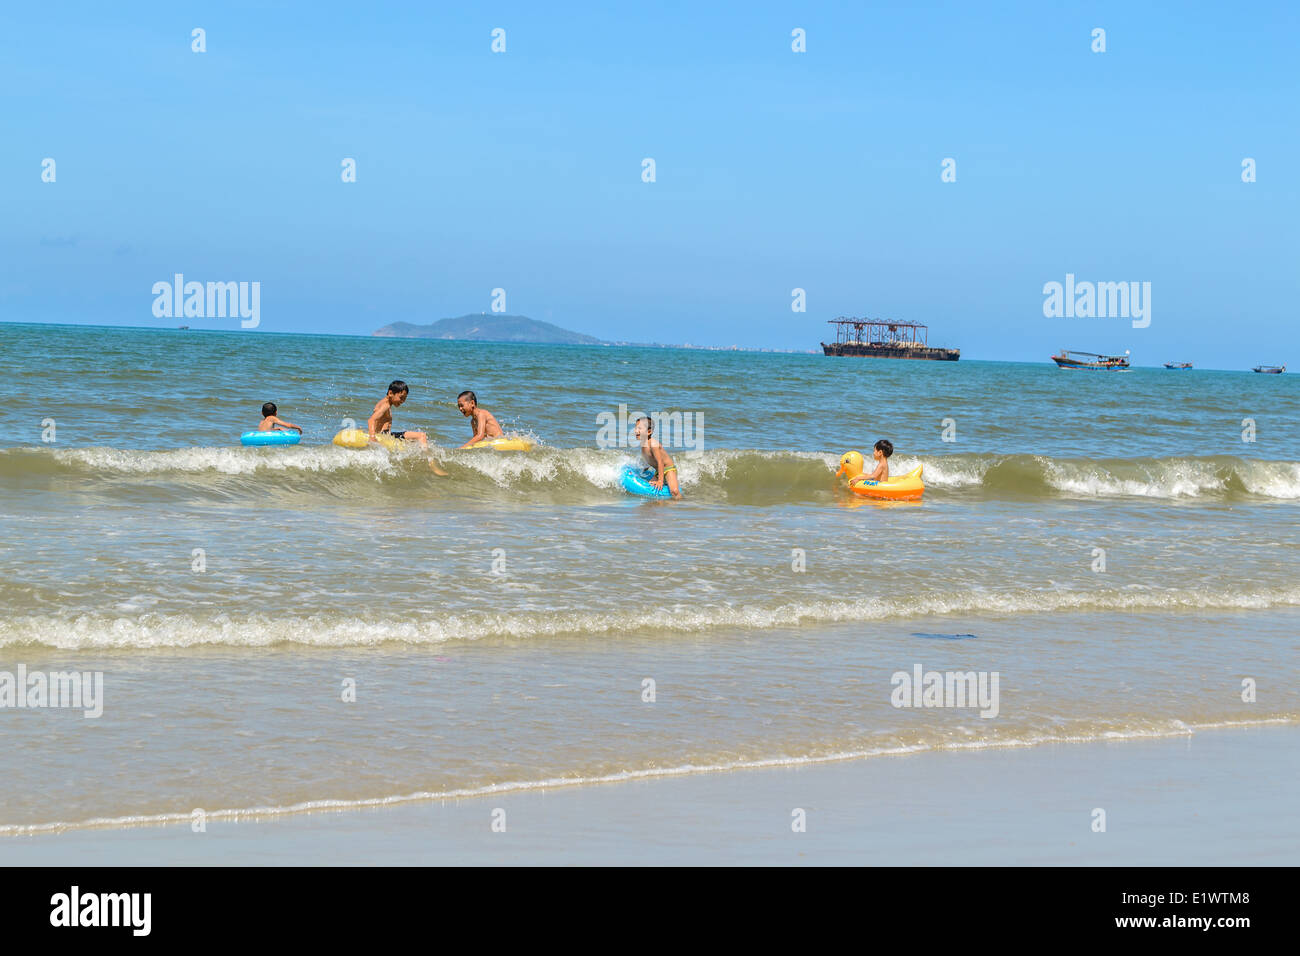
<box><xmin>4</xmin><ymin>724</ymin><xmax>1293</xmax><ymax>866</ymax></box>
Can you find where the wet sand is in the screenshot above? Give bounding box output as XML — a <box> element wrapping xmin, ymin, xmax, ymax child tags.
<box><xmin>4</xmin><ymin>724</ymin><xmax>1294</xmax><ymax>866</ymax></box>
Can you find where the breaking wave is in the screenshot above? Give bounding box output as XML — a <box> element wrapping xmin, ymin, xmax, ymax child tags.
<box><xmin>2</xmin><ymin>446</ymin><xmax>1298</xmax><ymax>503</ymax></box>
<box><xmin>5</xmin><ymin>583</ymin><xmax>1300</xmax><ymax>649</ymax></box>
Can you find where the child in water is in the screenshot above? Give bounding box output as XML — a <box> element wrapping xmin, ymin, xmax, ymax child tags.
<box><xmin>634</xmin><ymin>415</ymin><xmax>681</xmax><ymax>498</ymax></box>
<box><xmin>367</xmin><ymin>380</ymin><xmax>447</xmax><ymax>475</ymax></box>
<box><xmin>866</xmin><ymin>439</ymin><xmax>893</xmax><ymax>481</ymax></box>
<box><xmin>257</xmin><ymin>402</ymin><xmax>302</xmax><ymax>434</ymax></box>
<box><xmin>368</xmin><ymin>380</ymin><xmax>428</xmax><ymax>445</ymax></box>
<box><xmin>456</xmin><ymin>390</ymin><xmax>504</xmax><ymax>447</ymax></box>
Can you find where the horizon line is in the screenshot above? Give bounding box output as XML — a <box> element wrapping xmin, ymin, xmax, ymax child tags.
<box><xmin>0</xmin><ymin>319</ymin><xmax>1276</xmax><ymax>373</ymax></box>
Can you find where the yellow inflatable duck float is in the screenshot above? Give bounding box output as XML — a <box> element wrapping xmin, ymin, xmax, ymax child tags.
<box><xmin>835</xmin><ymin>451</ymin><xmax>924</xmax><ymax>501</ymax></box>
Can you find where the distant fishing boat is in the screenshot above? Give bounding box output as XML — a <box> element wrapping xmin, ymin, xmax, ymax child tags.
<box><xmin>1052</xmin><ymin>349</ymin><xmax>1131</xmax><ymax>370</ymax></box>
<box><xmin>1252</xmin><ymin>364</ymin><xmax>1285</xmax><ymax>374</ymax></box>
<box><xmin>1164</xmin><ymin>361</ymin><xmax>1192</xmax><ymax>370</ymax></box>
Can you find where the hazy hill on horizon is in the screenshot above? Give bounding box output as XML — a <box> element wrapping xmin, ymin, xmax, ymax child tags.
<box><xmin>374</xmin><ymin>314</ymin><xmax>603</xmax><ymax>345</ymax></box>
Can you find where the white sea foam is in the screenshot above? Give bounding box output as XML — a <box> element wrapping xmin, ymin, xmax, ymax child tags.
<box><xmin>1043</xmin><ymin>459</ymin><xmax>1226</xmax><ymax>498</ymax></box>
<box><xmin>915</xmin><ymin>454</ymin><xmax>1300</xmax><ymax>499</ymax></box>
<box><xmin>1237</xmin><ymin>460</ymin><xmax>1300</xmax><ymax>497</ymax></box>
<box><xmin>55</xmin><ymin>444</ymin><xmax>405</xmax><ymax>477</ymax></box>
<box><xmin>896</xmin><ymin>455</ymin><xmax>987</xmax><ymax>487</ymax></box>
<box><xmin>5</xmin><ymin>585</ymin><xmax>1300</xmax><ymax>649</ymax></box>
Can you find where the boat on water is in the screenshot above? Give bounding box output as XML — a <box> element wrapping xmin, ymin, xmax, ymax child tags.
<box><xmin>1252</xmin><ymin>364</ymin><xmax>1285</xmax><ymax>374</ymax></box>
<box><xmin>1164</xmin><ymin>361</ymin><xmax>1192</xmax><ymax>370</ymax></box>
<box><xmin>821</xmin><ymin>318</ymin><xmax>959</xmax><ymax>361</ymax></box>
<box><xmin>1051</xmin><ymin>349</ymin><xmax>1131</xmax><ymax>370</ymax></box>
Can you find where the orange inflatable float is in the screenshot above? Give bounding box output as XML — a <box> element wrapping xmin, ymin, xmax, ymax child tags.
<box><xmin>835</xmin><ymin>451</ymin><xmax>924</xmax><ymax>501</ymax></box>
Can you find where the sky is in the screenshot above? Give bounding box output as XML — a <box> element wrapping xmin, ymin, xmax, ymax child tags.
<box><xmin>2</xmin><ymin>1</ymin><xmax>1298</xmax><ymax>366</ymax></box>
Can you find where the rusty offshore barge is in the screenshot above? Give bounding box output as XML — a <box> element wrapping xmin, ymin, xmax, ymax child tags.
<box><xmin>820</xmin><ymin>317</ymin><xmax>960</xmax><ymax>361</ymax></box>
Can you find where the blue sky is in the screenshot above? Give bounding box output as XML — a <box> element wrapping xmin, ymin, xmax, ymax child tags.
<box><xmin>3</xmin><ymin>1</ymin><xmax>1297</xmax><ymax>366</ymax></box>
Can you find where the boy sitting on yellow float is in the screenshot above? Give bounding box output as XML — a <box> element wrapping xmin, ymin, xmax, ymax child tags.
<box><xmin>835</xmin><ymin>440</ymin><xmax>924</xmax><ymax>500</ymax></box>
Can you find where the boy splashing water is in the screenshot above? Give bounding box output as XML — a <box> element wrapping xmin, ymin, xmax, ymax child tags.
<box><xmin>367</xmin><ymin>380</ymin><xmax>448</xmax><ymax>476</ymax></box>
<box><xmin>456</xmin><ymin>390</ymin><xmax>504</xmax><ymax>448</ymax></box>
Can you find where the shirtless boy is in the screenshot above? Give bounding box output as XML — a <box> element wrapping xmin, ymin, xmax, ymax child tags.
<box><xmin>866</xmin><ymin>439</ymin><xmax>893</xmax><ymax>481</ymax></box>
<box><xmin>456</xmin><ymin>391</ymin><xmax>504</xmax><ymax>448</ymax></box>
<box><xmin>634</xmin><ymin>415</ymin><xmax>681</xmax><ymax>498</ymax></box>
<box><xmin>257</xmin><ymin>402</ymin><xmax>302</xmax><ymax>434</ymax></box>
<box><xmin>367</xmin><ymin>380</ymin><xmax>447</xmax><ymax>475</ymax></box>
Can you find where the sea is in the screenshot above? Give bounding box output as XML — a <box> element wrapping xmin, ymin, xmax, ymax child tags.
<box><xmin>1</xmin><ymin>322</ymin><xmax>1296</xmax><ymax>834</ymax></box>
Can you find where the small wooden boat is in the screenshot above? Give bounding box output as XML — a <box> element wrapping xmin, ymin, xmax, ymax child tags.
<box><xmin>1052</xmin><ymin>349</ymin><xmax>1131</xmax><ymax>370</ymax></box>
<box><xmin>1164</xmin><ymin>361</ymin><xmax>1192</xmax><ymax>369</ymax></box>
<box><xmin>1252</xmin><ymin>365</ymin><xmax>1285</xmax><ymax>374</ymax></box>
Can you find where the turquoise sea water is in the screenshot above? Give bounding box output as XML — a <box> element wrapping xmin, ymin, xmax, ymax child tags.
<box><xmin>0</xmin><ymin>322</ymin><xmax>1297</xmax><ymax>832</ymax></box>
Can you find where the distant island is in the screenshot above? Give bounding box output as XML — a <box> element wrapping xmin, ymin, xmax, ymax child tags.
<box><xmin>372</xmin><ymin>312</ymin><xmax>816</xmax><ymax>353</ymax></box>
<box><xmin>374</xmin><ymin>314</ymin><xmax>602</xmax><ymax>345</ymax></box>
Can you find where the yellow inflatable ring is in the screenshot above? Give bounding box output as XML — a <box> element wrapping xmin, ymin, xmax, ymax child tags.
<box><xmin>467</xmin><ymin>436</ymin><xmax>534</xmax><ymax>451</ymax></box>
<box><xmin>333</xmin><ymin>428</ymin><xmax>402</xmax><ymax>451</ymax></box>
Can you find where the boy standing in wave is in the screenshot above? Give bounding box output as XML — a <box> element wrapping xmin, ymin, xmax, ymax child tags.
<box><xmin>634</xmin><ymin>415</ymin><xmax>681</xmax><ymax>498</ymax></box>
